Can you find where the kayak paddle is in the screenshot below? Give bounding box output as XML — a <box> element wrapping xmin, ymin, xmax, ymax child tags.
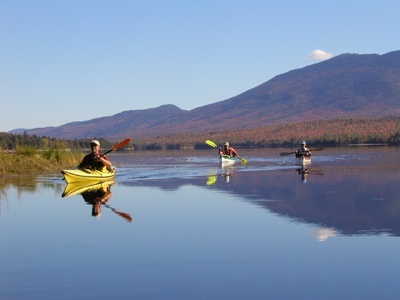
<box><xmin>279</xmin><ymin>147</ymin><xmax>324</xmax><ymax>156</ymax></box>
<box><xmin>279</xmin><ymin>151</ymin><xmax>296</xmax><ymax>156</ymax></box>
<box><xmin>104</xmin><ymin>204</ymin><xmax>132</xmax><ymax>222</ymax></box>
<box><xmin>236</xmin><ymin>156</ymin><xmax>247</xmax><ymax>164</ymax></box>
<box><xmin>205</xmin><ymin>139</ymin><xmax>218</xmax><ymax>148</ymax></box>
<box><xmin>101</xmin><ymin>138</ymin><xmax>131</xmax><ymax>157</ymax></box>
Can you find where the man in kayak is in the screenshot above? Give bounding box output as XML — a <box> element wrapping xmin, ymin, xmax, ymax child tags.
<box><xmin>78</xmin><ymin>140</ymin><xmax>113</xmax><ymax>171</ymax></box>
<box><xmin>219</xmin><ymin>142</ymin><xmax>239</xmax><ymax>158</ymax></box>
<box><xmin>295</xmin><ymin>141</ymin><xmax>311</xmax><ymax>158</ymax></box>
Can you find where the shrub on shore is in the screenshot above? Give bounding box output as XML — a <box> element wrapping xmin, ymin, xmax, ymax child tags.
<box><xmin>0</xmin><ymin>150</ymin><xmax>84</xmax><ymax>175</ymax></box>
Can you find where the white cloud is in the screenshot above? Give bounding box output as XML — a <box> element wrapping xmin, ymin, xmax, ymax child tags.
<box><xmin>308</xmin><ymin>49</ymin><xmax>333</xmax><ymax>61</ymax></box>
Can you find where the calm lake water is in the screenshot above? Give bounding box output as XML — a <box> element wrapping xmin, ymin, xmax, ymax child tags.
<box><xmin>1</xmin><ymin>147</ymin><xmax>399</xmax><ymax>299</ymax></box>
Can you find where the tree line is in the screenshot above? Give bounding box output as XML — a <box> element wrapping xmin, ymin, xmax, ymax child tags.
<box><xmin>2</xmin><ymin>116</ymin><xmax>399</xmax><ymax>151</ymax></box>
<box><xmin>0</xmin><ymin>132</ymin><xmax>115</xmax><ymax>151</ymax></box>
<box><xmin>130</xmin><ymin>116</ymin><xmax>400</xmax><ymax>150</ymax></box>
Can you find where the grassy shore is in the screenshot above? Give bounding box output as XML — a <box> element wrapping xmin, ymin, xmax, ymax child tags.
<box><xmin>0</xmin><ymin>147</ymin><xmax>84</xmax><ymax>175</ymax></box>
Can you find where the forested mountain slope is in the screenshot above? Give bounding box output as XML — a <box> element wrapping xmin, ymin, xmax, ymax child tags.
<box><xmin>11</xmin><ymin>50</ymin><xmax>400</xmax><ymax>141</ymax></box>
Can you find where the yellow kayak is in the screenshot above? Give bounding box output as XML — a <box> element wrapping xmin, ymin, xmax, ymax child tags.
<box><xmin>61</xmin><ymin>168</ymin><xmax>116</xmax><ymax>183</ymax></box>
<box><xmin>62</xmin><ymin>180</ymin><xmax>115</xmax><ymax>198</ymax></box>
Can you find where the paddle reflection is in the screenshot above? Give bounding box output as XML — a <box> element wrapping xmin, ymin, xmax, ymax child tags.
<box><xmin>296</xmin><ymin>167</ymin><xmax>324</xmax><ymax>183</ymax></box>
<box><xmin>206</xmin><ymin>166</ymin><xmax>236</xmax><ymax>185</ymax></box>
<box><xmin>62</xmin><ymin>181</ymin><xmax>132</xmax><ymax>222</ymax></box>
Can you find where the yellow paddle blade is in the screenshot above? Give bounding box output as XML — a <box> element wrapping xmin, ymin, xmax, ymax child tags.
<box><xmin>206</xmin><ymin>175</ymin><xmax>217</xmax><ymax>185</ymax></box>
<box><xmin>205</xmin><ymin>140</ymin><xmax>217</xmax><ymax>148</ymax></box>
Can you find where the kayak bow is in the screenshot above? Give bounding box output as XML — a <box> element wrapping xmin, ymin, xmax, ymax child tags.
<box><xmin>61</xmin><ymin>168</ymin><xmax>116</xmax><ymax>183</ymax></box>
<box><xmin>220</xmin><ymin>155</ymin><xmax>236</xmax><ymax>165</ymax></box>
<box><xmin>62</xmin><ymin>180</ymin><xmax>115</xmax><ymax>198</ymax></box>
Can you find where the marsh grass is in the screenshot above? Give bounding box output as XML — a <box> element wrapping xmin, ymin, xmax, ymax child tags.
<box><xmin>16</xmin><ymin>145</ymin><xmax>37</xmax><ymax>157</ymax></box>
<box><xmin>0</xmin><ymin>150</ymin><xmax>84</xmax><ymax>175</ymax></box>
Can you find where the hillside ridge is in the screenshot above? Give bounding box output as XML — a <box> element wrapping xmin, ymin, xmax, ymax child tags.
<box><xmin>10</xmin><ymin>50</ymin><xmax>400</xmax><ymax>141</ymax></box>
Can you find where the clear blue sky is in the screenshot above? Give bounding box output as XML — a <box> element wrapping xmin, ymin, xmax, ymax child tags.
<box><xmin>1</xmin><ymin>0</ymin><xmax>399</xmax><ymax>132</ymax></box>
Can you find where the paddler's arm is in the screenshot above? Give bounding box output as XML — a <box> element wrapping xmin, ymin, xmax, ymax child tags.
<box><xmin>96</xmin><ymin>156</ymin><xmax>112</xmax><ymax>168</ymax></box>
<box><xmin>231</xmin><ymin>148</ymin><xmax>239</xmax><ymax>157</ymax></box>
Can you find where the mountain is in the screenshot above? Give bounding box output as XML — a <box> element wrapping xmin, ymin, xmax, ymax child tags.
<box><xmin>11</xmin><ymin>50</ymin><xmax>400</xmax><ymax>141</ymax></box>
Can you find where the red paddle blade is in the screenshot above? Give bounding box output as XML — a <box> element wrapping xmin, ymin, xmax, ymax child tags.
<box><xmin>112</xmin><ymin>138</ymin><xmax>131</xmax><ymax>151</ymax></box>
<box><xmin>115</xmin><ymin>211</ymin><xmax>132</xmax><ymax>222</ymax></box>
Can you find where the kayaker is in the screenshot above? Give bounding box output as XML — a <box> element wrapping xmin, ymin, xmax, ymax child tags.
<box><xmin>295</xmin><ymin>141</ymin><xmax>311</xmax><ymax>158</ymax></box>
<box><xmin>78</xmin><ymin>140</ymin><xmax>113</xmax><ymax>171</ymax></box>
<box><xmin>219</xmin><ymin>142</ymin><xmax>239</xmax><ymax>158</ymax></box>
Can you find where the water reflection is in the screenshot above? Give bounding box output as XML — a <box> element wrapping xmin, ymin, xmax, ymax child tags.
<box><xmin>2</xmin><ymin>147</ymin><xmax>400</xmax><ymax>236</ymax></box>
<box><xmin>62</xmin><ymin>181</ymin><xmax>132</xmax><ymax>222</ymax></box>
<box><xmin>1</xmin><ymin>148</ymin><xmax>400</xmax><ymax>299</ymax></box>
<box><xmin>296</xmin><ymin>167</ymin><xmax>324</xmax><ymax>183</ymax></box>
<box><xmin>206</xmin><ymin>166</ymin><xmax>237</xmax><ymax>185</ymax></box>
<box><xmin>296</xmin><ymin>167</ymin><xmax>310</xmax><ymax>183</ymax></box>
<box><xmin>311</xmin><ymin>227</ymin><xmax>337</xmax><ymax>242</ymax></box>
<box><xmin>0</xmin><ymin>175</ymin><xmax>64</xmax><ymax>199</ymax></box>
<box><xmin>0</xmin><ymin>176</ymin><xmax>39</xmax><ymax>196</ymax></box>
<box><xmin>120</xmin><ymin>161</ymin><xmax>400</xmax><ymax>237</ymax></box>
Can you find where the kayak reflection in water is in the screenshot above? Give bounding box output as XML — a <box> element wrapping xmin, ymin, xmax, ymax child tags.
<box><xmin>78</xmin><ymin>139</ymin><xmax>113</xmax><ymax>171</ymax></box>
<box><xmin>62</xmin><ymin>181</ymin><xmax>132</xmax><ymax>222</ymax></box>
<box><xmin>206</xmin><ymin>168</ymin><xmax>236</xmax><ymax>185</ymax></box>
<box><xmin>81</xmin><ymin>183</ymin><xmax>113</xmax><ymax>218</ymax></box>
<box><xmin>297</xmin><ymin>167</ymin><xmax>311</xmax><ymax>183</ymax></box>
<box><xmin>296</xmin><ymin>167</ymin><xmax>324</xmax><ymax>183</ymax></box>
